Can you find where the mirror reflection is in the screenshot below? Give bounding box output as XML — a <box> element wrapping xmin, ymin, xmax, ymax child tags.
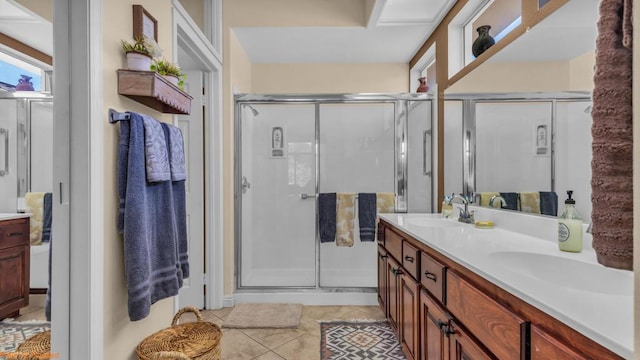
<box><xmin>444</xmin><ymin>0</ymin><xmax>598</xmax><ymax>222</ymax></box>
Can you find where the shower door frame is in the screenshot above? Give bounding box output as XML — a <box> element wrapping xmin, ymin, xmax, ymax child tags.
<box><xmin>234</xmin><ymin>93</ymin><xmax>435</xmax><ymax>292</ymax></box>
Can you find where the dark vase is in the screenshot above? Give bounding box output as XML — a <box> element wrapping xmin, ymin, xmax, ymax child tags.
<box><xmin>416</xmin><ymin>77</ymin><xmax>429</xmax><ymax>93</ymax></box>
<box><xmin>472</xmin><ymin>25</ymin><xmax>495</xmax><ymax>58</ymax></box>
<box><xmin>15</xmin><ymin>75</ymin><xmax>34</xmax><ymax>91</ymax></box>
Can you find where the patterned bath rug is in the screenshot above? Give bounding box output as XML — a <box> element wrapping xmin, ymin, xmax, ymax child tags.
<box><xmin>0</xmin><ymin>320</ymin><xmax>50</xmax><ymax>353</ymax></box>
<box><xmin>320</xmin><ymin>320</ymin><xmax>406</xmax><ymax>360</ymax></box>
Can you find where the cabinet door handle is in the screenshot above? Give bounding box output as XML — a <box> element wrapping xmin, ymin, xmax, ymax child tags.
<box><xmin>443</xmin><ymin>325</ymin><xmax>457</xmax><ymax>337</ymax></box>
<box><xmin>8</xmin><ymin>231</ymin><xmax>24</xmax><ymax>237</ymax></box>
<box><xmin>404</xmin><ymin>255</ymin><xmax>414</xmax><ymax>263</ymax></box>
<box><xmin>436</xmin><ymin>320</ymin><xmax>447</xmax><ymax>330</ymax></box>
<box><xmin>380</xmin><ymin>254</ymin><xmax>388</xmax><ymax>259</ymax></box>
<box><xmin>424</xmin><ymin>271</ymin><xmax>437</xmax><ymax>281</ymax></box>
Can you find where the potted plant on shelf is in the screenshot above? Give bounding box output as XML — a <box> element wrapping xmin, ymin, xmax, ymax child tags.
<box><xmin>121</xmin><ymin>37</ymin><xmax>163</xmax><ymax>71</ymax></box>
<box><xmin>151</xmin><ymin>58</ymin><xmax>186</xmax><ymax>90</ymax></box>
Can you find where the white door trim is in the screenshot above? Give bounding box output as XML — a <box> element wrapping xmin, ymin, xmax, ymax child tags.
<box><xmin>172</xmin><ymin>0</ymin><xmax>225</xmax><ymax>310</ymax></box>
<box><xmin>52</xmin><ymin>0</ymin><xmax>104</xmax><ymax>358</ymax></box>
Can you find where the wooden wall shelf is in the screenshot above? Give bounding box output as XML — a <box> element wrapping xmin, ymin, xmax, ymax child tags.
<box><xmin>117</xmin><ymin>70</ymin><xmax>193</xmax><ymax>115</ymax></box>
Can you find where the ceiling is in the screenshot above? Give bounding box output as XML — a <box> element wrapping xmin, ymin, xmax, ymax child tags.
<box><xmin>234</xmin><ymin>0</ymin><xmax>457</xmax><ymax>64</ymax></box>
<box><xmin>0</xmin><ymin>0</ymin><xmax>52</xmax><ymax>56</ymax></box>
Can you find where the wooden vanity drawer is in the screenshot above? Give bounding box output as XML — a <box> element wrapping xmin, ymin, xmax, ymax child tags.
<box><xmin>384</xmin><ymin>228</ymin><xmax>403</xmax><ymax>262</ymax></box>
<box><xmin>530</xmin><ymin>325</ymin><xmax>588</xmax><ymax>360</ymax></box>
<box><xmin>0</xmin><ymin>219</ymin><xmax>29</xmax><ymax>249</ymax></box>
<box><xmin>402</xmin><ymin>241</ymin><xmax>419</xmax><ymax>281</ymax></box>
<box><xmin>447</xmin><ymin>271</ymin><xmax>526</xmax><ymax>360</ymax></box>
<box><xmin>420</xmin><ymin>252</ymin><xmax>446</xmax><ymax>302</ymax></box>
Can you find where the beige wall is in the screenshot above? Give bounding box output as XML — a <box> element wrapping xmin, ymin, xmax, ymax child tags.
<box><xmin>103</xmin><ymin>1</ymin><xmax>176</xmax><ymax>358</ymax></box>
<box><xmin>15</xmin><ymin>0</ymin><xmax>52</xmax><ymax>22</ymax></box>
<box><xmin>178</xmin><ymin>0</ymin><xmax>205</xmax><ymax>33</ymax></box>
<box><xmin>569</xmin><ymin>51</ymin><xmax>595</xmax><ymax>91</ymax></box>
<box><xmin>473</xmin><ymin>0</ymin><xmax>520</xmax><ymax>42</ymax></box>
<box><xmin>252</xmin><ymin>63</ymin><xmax>408</xmax><ymax>93</ymax></box>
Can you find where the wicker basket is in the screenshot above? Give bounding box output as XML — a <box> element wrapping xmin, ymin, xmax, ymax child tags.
<box><xmin>136</xmin><ymin>307</ymin><xmax>222</xmax><ymax>360</ymax></box>
<box><xmin>15</xmin><ymin>330</ymin><xmax>51</xmax><ymax>359</ymax></box>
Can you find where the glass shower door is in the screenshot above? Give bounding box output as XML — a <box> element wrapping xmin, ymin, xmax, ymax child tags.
<box><xmin>239</xmin><ymin>103</ymin><xmax>317</xmax><ymax>287</ymax></box>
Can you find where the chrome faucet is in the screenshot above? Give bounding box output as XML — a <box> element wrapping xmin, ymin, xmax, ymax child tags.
<box><xmin>489</xmin><ymin>195</ymin><xmax>508</xmax><ymax>209</ymax></box>
<box><xmin>451</xmin><ymin>193</ymin><xmax>474</xmax><ymax>224</ymax></box>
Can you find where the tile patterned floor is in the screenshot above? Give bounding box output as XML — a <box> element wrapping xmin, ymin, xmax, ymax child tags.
<box><xmin>201</xmin><ymin>305</ymin><xmax>386</xmax><ymax>360</ymax></box>
<box><xmin>11</xmin><ymin>297</ymin><xmax>387</xmax><ymax>360</ymax></box>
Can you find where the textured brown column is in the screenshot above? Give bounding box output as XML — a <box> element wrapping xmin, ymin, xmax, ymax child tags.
<box><xmin>591</xmin><ymin>0</ymin><xmax>633</xmax><ymax>270</ymax></box>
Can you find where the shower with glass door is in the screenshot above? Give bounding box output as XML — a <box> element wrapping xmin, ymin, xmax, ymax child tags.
<box><xmin>235</xmin><ymin>94</ymin><xmax>434</xmax><ymax>294</ymax></box>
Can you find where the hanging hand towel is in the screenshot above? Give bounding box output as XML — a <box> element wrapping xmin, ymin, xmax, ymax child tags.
<box><xmin>25</xmin><ymin>192</ymin><xmax>45</xmax><ymax>245</ymax></box>
<box><xmin>41</xmin><ymin>192</ymin><xmax>52</xmax><ymax>243</ymax></box>
<box><xmin>165</xmin><ymin>124</ymin><xmax>187</xmax><ymax>181</ymax></box>
<box><xmin>479</xmin><ymin>192</ymin><xmax>500</xmax><ymax>207</ymax></box>
<box><xmin>376</xmin><ymin>192</ymin><xmax>395</xmax><ymax>214</ymax></box>
<box><xmin>336</xmin><ymin>193</ymin><xmax>356</xmax><ymax>247</ymax></box>
<box><xmin>539</xmin><ymin>191</ymin><xmax>558</xmax><ymax>216</ymax></box>
<box><xmin>318</xmin><ymin>193</ymin><xmax>336</xmax><ymax>243</ymax></box>
<box><xmin>519</xmin><ymin>192</ymin><xmax>541</xmax><ymax>214</ymax></box>
<box><xmin>141</xmin><ymin>113</ymin><xmax>171</xmax><ymax>182</ymax></box>
<box><xmin>358</xmin><ymin>193</ymin><xmax>377</xmax><ymax>242</ymax></box>
<box><xmin>499</xmin><ymin>192</ymin><xmax>519</xmax><ymax>211</ymax></box>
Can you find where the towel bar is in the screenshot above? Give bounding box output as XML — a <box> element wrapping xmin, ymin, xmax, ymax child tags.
<box><xmin>109</xmin><ymin>108</ymin><xmax>131</xmax><ymax>123</ymax></box>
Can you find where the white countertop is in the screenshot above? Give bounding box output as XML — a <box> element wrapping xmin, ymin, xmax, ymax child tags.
<box><xmin>379</xmin><ymin>212</ymin><xmax>633</xmax><ymax>359</ymax></box>
<box><xmin>0</xmin><ymin>213</ymin><xmax>30</xmax><ymax>221</ymax></box>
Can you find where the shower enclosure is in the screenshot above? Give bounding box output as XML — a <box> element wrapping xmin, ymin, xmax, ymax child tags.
<box><xmin>235</xmin><ymin>94</ymin><xmax>434</xmax><ymax>293</ymax></box>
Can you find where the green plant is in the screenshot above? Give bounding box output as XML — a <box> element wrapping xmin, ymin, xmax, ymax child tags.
<box><xmin>151</xmin><ymin>58</ymin><xmax>186</xmax><ymax>89</ymax></box>
<box><xmin>121</xmin><ymin>37</ymin><xmax>163</xmax><ymax>58</ymax></box>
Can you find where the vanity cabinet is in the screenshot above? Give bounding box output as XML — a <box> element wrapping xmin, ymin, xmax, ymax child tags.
<box><xmin>377</xmin><ymin>219</ymin><xmax>623</xmax><ymax>360</ymax></box>
<box><xmin>0</xmin><ymin>217</ymin><xmax>30</xmax><ymax>320</ymax></box>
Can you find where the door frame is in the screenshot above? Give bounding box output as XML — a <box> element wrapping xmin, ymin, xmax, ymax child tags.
<box><xmin>172</xmin><ymin>0</ymin><xmax>225</xmax><ymax>310</ymax></box>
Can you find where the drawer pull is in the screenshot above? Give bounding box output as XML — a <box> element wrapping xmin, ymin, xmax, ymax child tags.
<box><xmin>436</xmin><ymin>320</ymin><xmax>448</xmax><ymax>330</ymax></box>
<box><xmin>392</xmin><ymin>268</ymin><xmax>403</xmax><ymax>276</ymax></box>
<box><xmin>404</xmin><ymin>255</ymin><xmax>414</xmax><ymax>263</ymax></box>
<box><xmin>380</xmin><ymin>254</ymin><xmax>388</xmax><ymax>259</ymax></box>
<box><xmin>8</xmin><ymin>231</ymin><xmax>24</xmax><ymax>237</ymax></box>
<box><xmin>424</xmin><ymin>271</ymin><xmax>438</xmax><ymax>282</ymax></box>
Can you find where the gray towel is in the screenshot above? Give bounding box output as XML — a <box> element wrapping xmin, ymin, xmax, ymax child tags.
<box><xmin>118</xmin><ymin>112</ymin><xmax>181</xmax><ymax>321</ymax></box>
<box><xmin>358</xmin><ymin>193</ymin><xmax>376</xmax><ymax>242</ymax></box>
<box><xmin>318</xmin><ymin>193</ymin><xmax>336</xmax><ymax>243</ymax></box>
<box><xmin>166</xmin><ymin>124</ymin><xmax>187</xmax><ymax>181</ymax></box>
<box><xmin>162</xmin><ymin>123</ymin><xmax>189</xmax><ymax>280</ymax></box>
<box><xmin>41</xmin><ymin>192</ymin><xmax>52</xmax><ymax>242</ymax></box>
<box><xmin>141</xmin><ymin>113</ymin><xmax>171</xmax><ymax>182</ymax></box>
<box><xmin>539</xmin><ymin>191</ymin><xmax>558</xmax><ymax>216</ymax></box>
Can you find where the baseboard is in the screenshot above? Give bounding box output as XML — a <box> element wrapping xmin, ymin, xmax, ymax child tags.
<box><xmin>233</xmin><ymin>291</ymin><xmax>377</xmax><ymax>306</ymax></box>
<box><xmin>223</xmin><ymin>296</ymin><xmax>235</xmax><ymax>308</ymax></box>
<box><xmin>30</xmin><ymin>288</ymin><xmax>48</xmax><ymax>295</ymax></box>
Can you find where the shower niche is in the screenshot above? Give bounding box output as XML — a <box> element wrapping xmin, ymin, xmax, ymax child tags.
<box><xmin>234</xmin><ymin>94</ymin><xmax>435</xmax><ymax>293</ymax></box>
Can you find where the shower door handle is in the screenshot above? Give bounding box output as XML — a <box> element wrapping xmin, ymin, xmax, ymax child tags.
<box><xmin>300</xmin><ymin>193</ymin><xmax>317</xmax><ymax>200</ymax></box>
<box><xmin>0</xmin><ymin>128</ymin><xmax>8</xmax><ymax>176</ymax></box>
<box><xmin>241</xmin><ymin>176</ymin><xmax>251</xmax><ymax>194</ymax></box>
<box><xmin>423</xmin><ymin>129</ymin><xmax>432</xmax><ymax>176</ymax></box>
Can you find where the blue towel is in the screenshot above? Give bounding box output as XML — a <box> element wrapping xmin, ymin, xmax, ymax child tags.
<box><xmin>499</xmin><ymin>192</ymin><xmax>519</xmax><ymax>211</ymax></box>
<box><xmin>118</xmin><ymin>112</ymin><xmax>181</xmax><ymax>321</ymax></box>
<box><xmin>166</xmin><ymin>124</ymin><xmax>187</xmax><ymax>181</ymax></box>
<box><xmin>318</xmin><ymin>193</ymin><xmax>336</xmax><ymax>243</ymax></box>
<box><xmin>358</xmin><ymin>193</ymin><xmax>377</xmax><ymax>242</ymax></box>
<box><xmin>45</xmin><ymin>234</ymin><xmax>52</xmax><ymax>322</ymax></box>
<box><xmin>162</xmin><ymin>123</ymin><xmax>189</xmax><ymax>280</ymax></box>
<box><xmin>41</xmin><ymin>192</ymin><xmax>52</xmax><ymax>243</ymax></box>
<box><xmin>539</xmin><ymin>191</ymin><xmax>558</xmax><ymax>216</ymax></box>
<box><xmin>141</xmin><ymin>113</ymin><xmax>171</xmax><ymax>182</ymax></box>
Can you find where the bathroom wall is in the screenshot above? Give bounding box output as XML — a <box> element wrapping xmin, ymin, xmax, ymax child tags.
<box><xmin>568</xmin><ymin>51</ymin><xmax>595</xmax><ymax>91</ymax></box>
<box><xmin>102</xmin><ymin>1</ymin><xmax>176</xmax><ymax>358</ymax></box>
<box><xmin>178</xmin><ymin>0</ymin><xmax>204</xmax><ymax>33</ymax></box>
<box><xmin>15</xmin><ymin>0</ymin><xmax>52</xmax><ymax>22</ymax></box>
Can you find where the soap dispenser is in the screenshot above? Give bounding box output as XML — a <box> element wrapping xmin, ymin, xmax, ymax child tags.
<box><xmin>558</xmin><ymin>190</ymin><xmax>583</xmax><ymax>252</ymax></box>
<box><xmin>441</xmin><ymin>195</ymin><xmax>453</xmax><ymax>218</ymax></box>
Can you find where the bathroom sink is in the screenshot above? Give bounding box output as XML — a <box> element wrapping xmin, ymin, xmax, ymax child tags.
<box><xmin>487</xmin><ymin>251</ymin><xmax>632</xmax><ymax>296</ymax></box>
<box><xmin>404</xmin><ymin>217</ymin><xmax>463</xmax><ymax>228</ymax></box>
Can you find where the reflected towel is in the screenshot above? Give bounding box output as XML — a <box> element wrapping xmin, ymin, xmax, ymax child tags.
<box><xmin>318</xmin><ymin>193</ymin><xmax>336</xmax><ymax>243</ymax></box>
<box><xmin>479</xmin><ymin>192</ymin><xmax>500</xmax><ymax>207</ymax></box>
<box><xmin>118</xmin><ymin>112</ymin><xmax>181</xmax><ymax>321</ymax></box>
<box><xmin>42</xmin><ymin>192</ymin><xmax>52</xmax><ymax>243</ymax></box>
<box><xmin>376</xmin><ymin>192</ymin><xmax>395</xmax><ymax>214</ymax></box>
<box><xmin>539</xmin><ymin>191</ymin><xmax>558</xmax><ymax>216</ymax></box>
<box><xmin>162</xmin><ymin>123</ymin><xmax>189</xmax><ymax>280</ymax></box>
<box><xmin>166</xmin><ymin>124</ymin><xmax>187</xmax><ymax>181</ymax></box>
<box><xmin>499</xmin><ymin>192</ymin><xmax>519</xmax><ymax>211</ymax></box>
<box><xmin>45</xmin><ymin>234</ymin><xmax>52</xmax><ymax>321</ymax></box>
<box><xmin>519</xmin><ymin>192</ymin><xmax>541</xmax><ymax>214</ymax></box>
<box><xmin>25</xmin><ymin>192</ymin><xmax>45</xmax><ymax>245</ymax></box>
<box><xmin>358</xmin><ymin>193</ymin><xmax>377</xmax><ymax>242</ymax></box>
<box><xmin>336</xmin><ymin>193</ymin><xmax>356</xmax><ymax>247</ymax></box>
<box><xmin>141</xmin><ymin>113</ymin><xmax>171</xmax><ymax>182</ymax></box>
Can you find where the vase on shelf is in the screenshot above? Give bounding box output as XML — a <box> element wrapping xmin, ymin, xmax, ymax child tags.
<box><xmin>126</xmin><ymin>52</ymin><xmax>152</xmax><ymax>71</ymax></box>
<box><xmin>472</xmin><ymin>25</ymin><xmax>495</xmax><ymax>58</ymax></box>
<box><xmin>416</xmin><ymin>77</ymin><xmax>429</xmax><ymax>93</ymax></box>
<box><xmin>15</xmin><ymin>75</ymin><xmax>34</xmax><ymax>91</ymax></box>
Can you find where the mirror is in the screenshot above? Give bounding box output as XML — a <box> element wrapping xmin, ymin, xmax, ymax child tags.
<box><xmin>443</xmin><ymin>0</ymin><xmax>598</xmax><ymax>221</ymax></box>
